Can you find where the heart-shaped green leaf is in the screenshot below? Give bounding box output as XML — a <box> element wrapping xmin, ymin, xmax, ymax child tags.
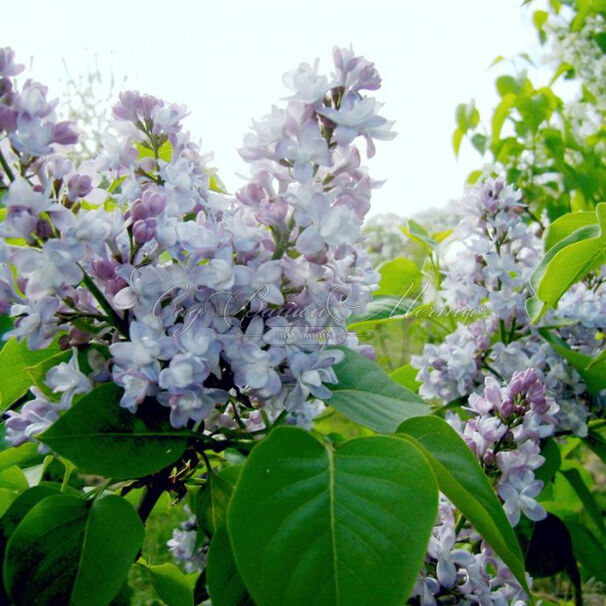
<box><xmin>39</xmin><ymin>383</ymin><xmax>188</xmax><ymax>479</ymax></box>
<box><xmin>227</xmin><ymin>427</ymin><xmax>438</xmax><ymax>606</ymax></box>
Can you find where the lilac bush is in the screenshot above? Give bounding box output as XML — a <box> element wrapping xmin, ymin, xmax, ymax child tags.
<box><xmin>0</xmin><ymin>27</ymin><xmax>603</xmax><ymax>606</ymax></box>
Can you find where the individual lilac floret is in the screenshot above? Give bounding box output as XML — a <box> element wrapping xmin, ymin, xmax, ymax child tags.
<box><xmin>45</xmin><ymin>347</ymin><xmax>92</xmax><ymax>407</ymax></box>
<box><xmin>0</xmin><ymin>47</ymin><xmax>24</xmax><ymax>78</ymax></box>
<box><xmin>4</xmin><ymin>388</ymin><xmax>59</xmax><ymax>449</ymax></box>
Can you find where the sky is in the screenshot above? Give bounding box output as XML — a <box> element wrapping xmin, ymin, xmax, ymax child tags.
<box><xmin>4</xmin><ymin>0</ymin><xmax>545</xmax><ymax>217</ymax></box>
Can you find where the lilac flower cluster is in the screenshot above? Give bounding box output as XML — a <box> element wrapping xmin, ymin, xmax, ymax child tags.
<box><xmin>0</xmin><ymin>49</ymin><xmax>78</xmax><ymax>163</ymax></box>
<box><xmin>412</xmin><ymin>369</ymin><xmax>558</xmax><ymax>605</ymax></box>
<box><xmin>412</xmin><ymin>318</ymin><xmax>495</xmax><ymax>403</ymax></box>
<box><xmin>167</xmin><ymin>511</ymin><xmax>207</xmax><ymax>574</ymax></box>
<box><xmin>441</xmin><ymin>179</ymin><xmax>541</xmax><ymax>324</ymax></box>
<box><xmin>0</xmin><ymin>46</ymin><xmax>389</xmax><ymax>444</ymax></box>
<box><xmin>410</xmin><ymin>177</ymin><xmax>606</xmax><ymax>603</ymax></box>
<box><xmin>413</xmin><ymin>497</ymin><xmax>529</xmax><ymax>606</ymax></box>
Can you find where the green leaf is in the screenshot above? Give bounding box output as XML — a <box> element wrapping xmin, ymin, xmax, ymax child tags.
<box><xmin>516</xmin><ymin>92</ymin><xmax>554</xmax><ymax>134</ymax></box>
<box><xmin>228</xmin><ymin>427</ymin><xmax>438</xmax><ymax>606</ymax></box>
<box><xmin>39</xmin><ymin>383</ymin><xmax>188</xmax><ymax>479</ymax></box>
<box><xmin>347</xmin><ymin>295</ymin><xmax>420</xmax><ymax>326</ymax></box>
<box><xmin>397</xmin><ymin>416</ymin><xmax>531</xmax><ymax>597</ymax></box>
<box><xmin>534</xmin><ymin>438</ymin><xmax>561</xmax><ymax>484</ymax></box>
<box><xmin>0</xmin><ymin>466</ymin><xmax>28</xmax><ymax>492</ymax></box>
<box><xmin>491</xmin><ymin>93</ymin><xmax>516</xmax><ymax>148</ymax></box>
<box><xmin>453</xmin><ymin>127</ymin><xmax>464</xmax><ymax>157</ymax></box>
<box><xmin>196</xmin><ymin>466</ymin><xmax>241</xmax><ymax>537</ymax></box>
<box><xmin>139</xmin><ymin>562</ymin><xmax>194</xmax><ymax>606</ymax></box>
<box><xmin>565</xmin><ymin>520</ymin><xmax>606</xmax><ymax>583</ymax></box>
<box><xmin>390</xmin><ymin>363</ymin><xmax>421</xmax><ymax>392</ymax></box>
<box><xmin>0</xmin><ymin>485</ymin><xmax>59</xmax><ymax>602</ymax></box>
<box><xmin>400</xmin><ymin>219</ymin><xmax>437</xmax><ymax>253</ymax></box>
<box><xmin>543</xmin><ymin>210</ymin><xmax>597</xmax><ymax>251</ymax></box>
<box><xmin>327</xmin><ymin>347</ymin><xmax>430</xmax><ymax>433</ymax></box>
<box><xmin>374</xmin><ymin>257</ymin><xmax>421</xmax><ymax>296</ymax></box>
<box><xmin>533</xmin><ymin>9</ymin><xmax>549</xmax><ymax>31</ymax></box>
<box><xmin>206</xmin><ymin>525</ymin><xmax>254</xmax><ymax>606</ymax></box>
<box><xmin>527</xmin><ymin>205</ymin><xmax>606</xmax><ymax>322</ymax></box>
<box><xmin>582</xmin><ymin>428</ymin><xmax>606</xmax><ymax>464</ymax></box>
<box><xmin>0</xmin><ymin>338</ymin><xmax>62</xmax><ymax>409</ymax></box>
<box><xmin>496</xmin><ymin>75</ymin><xmax>526</xmax><ymax>97</ymax></box>
<box><xmin>560</xmin><ymin>467</ymin><xmax>606</xmax><ymax>544</ymax></box>
<box><xmin>3</xmin><ymin>493</ymin><xmax>144</xmax><ymax>606</ymax></box>
<box><xmin>471</xmin><ymin>133</ymin><xmax>488</xmax><ymax>155</ymax></box>
<box><xmin>25</xmin><ymin>350</ymin><xmax>72</xmax><ymax>401</ymax></box>
<box><xmin>137</xmin><ymin>139</ymin><xmax>173</xmax><ymax>163</ymax></box>
<box><xmin>0</xmin><ymin>443</ymin><xmax>40</xmax><ymax>472</ymax></box>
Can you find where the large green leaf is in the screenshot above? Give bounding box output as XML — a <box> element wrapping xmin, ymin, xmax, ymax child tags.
<box><xmin>0</xmin><ymin>485</ymin><xmax>59</xmax><ymax>603</ymax></box>
<box><xmin>3</xmin><ymin>493</ymin><xmax>144</xmax><ymax>606</ymax></box>
<box><xmin>327</xmin><ymin>347</ymin><xmax>430</xmax><ymax>433</ymax></box>
<box><xmin>397</xmin><ymin>416</ymin><xmax>531</xmax><ymax>598</ymax></box>
<box><xmin>227</xmin><ymin>427</ymin><xmax>438</xmax><ymax>606</ymax></box>
<box><xmin>0</xmin><ymin>338</ymin><xmax>62</xmax><ymax>408</ymax></box>
<box><xmin>207</xmin><ymin>525</ymin><xmax>254</xmax><ymax>606</ymax></box>
<box><xmin>39</xmin><ymin>383</ymin><xmax>189</xmax><ymax>479</ymax></box>
<box><xmin>138</xmin><ymin>562</ymin><xmax>194</xmax><ymax>606</ymax></box>
<box><xmin>543</xmin><ymin>210</ymin><xmax>597</xmax><ymax>251</ymax></box>
<box><xmin>527</xmin><ymin>203</ymin><xmax>606</xmax><ymax>322</ymax></box>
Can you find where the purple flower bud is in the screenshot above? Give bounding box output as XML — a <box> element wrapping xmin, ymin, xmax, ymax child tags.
<box><xmin>133</xmin><ymin>218</ymin><xmax>157</xmax><ymax>243</ymax></box>
<box><xmin>483</xmin><ymin>451</ymin><xmax>496</xmax><ymax>466</ymax></box>
<box><xmin>139</xmin><ymin>156</ymin><xmax>156</xmax><ymax>173</ymax></box>
<box><xmin>35</xmin><ymin>218</ymin><xmax>52</xmax><ymax>239</ymax></box>
<box><xmin>0</xmin><ymin>106</ymin><xmax>17</xmax><ymax>132</ymax></box>
<box><xmin>500</xmin><ymin>397</ymin><xmax>514</xmax><ymax>417</ymax></box>
<box><xmin>91</xmin><ymin>258</ymin><xmax>116</xmax><ymax>281</ymax></box>
<box><xmin>105</xmin><ymin>277</ymin><xmax>127</xmax><ymax>296</ymax></box>
<box><xmin>53</xmin><ymin>121</ymin><xmax>78</xmax><ymax>145</ymax></box>
<box><xmin>142</xmin><ymin>190</ymin><xmax>167</xmax><ymax>215</ymax></box>
<box><xmin>130</xmin><ymin>200</ymin><xmax>149</xmax><ymax>222</ymax></box>
<box><xmin>0</xmin><ymin>48</ymin><xmax>24</xmax><ymax>78</ymax></box>
<box><xmin>67</xmin><ymin>174</ymin><xmax>92</xmax><ymax>201</ymax></box>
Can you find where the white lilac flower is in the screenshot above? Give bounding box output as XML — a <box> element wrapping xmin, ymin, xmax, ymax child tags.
<box><xmin>498</xmin><ymin>471</ymin><xmax>545</xmax><ymax>526</ymax></box>
<box><xmin>7</xmin><ymin>296</ymin><xmax>61</xmax><ymax>350</ymax></box>
<box><xmin>317</xmin><ymin>93</ymin><xmax>395</xmax><ymax>157</ymax></box>
<box><xmin>4</xmin><ymin>388</ymin><xmax>59</xmax><ymax>448</ymax></box>
<box><xmin>45</xmin><ymin>347</ymin><xmax>92</xmax><ymax>407</ymax></box>
<box><xmin>412</xmin><ymin>318</ymin><xmax>495</xmax><ymax>403</ymax></box>
<box><xmin>282</xmin><ymin>59</ymin><xmax>331</xmax><ymax>103</ymax></box>
<box><xmin>167</xmin><ymin>513</ymin><xmax>206</xmax><ymax>574</ymax></box>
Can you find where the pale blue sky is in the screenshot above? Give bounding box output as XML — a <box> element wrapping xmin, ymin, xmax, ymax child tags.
<box><xmin>5</xmin><ymin>0</ymin><xmax>548</xmax><ymax>216</ymax></box>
